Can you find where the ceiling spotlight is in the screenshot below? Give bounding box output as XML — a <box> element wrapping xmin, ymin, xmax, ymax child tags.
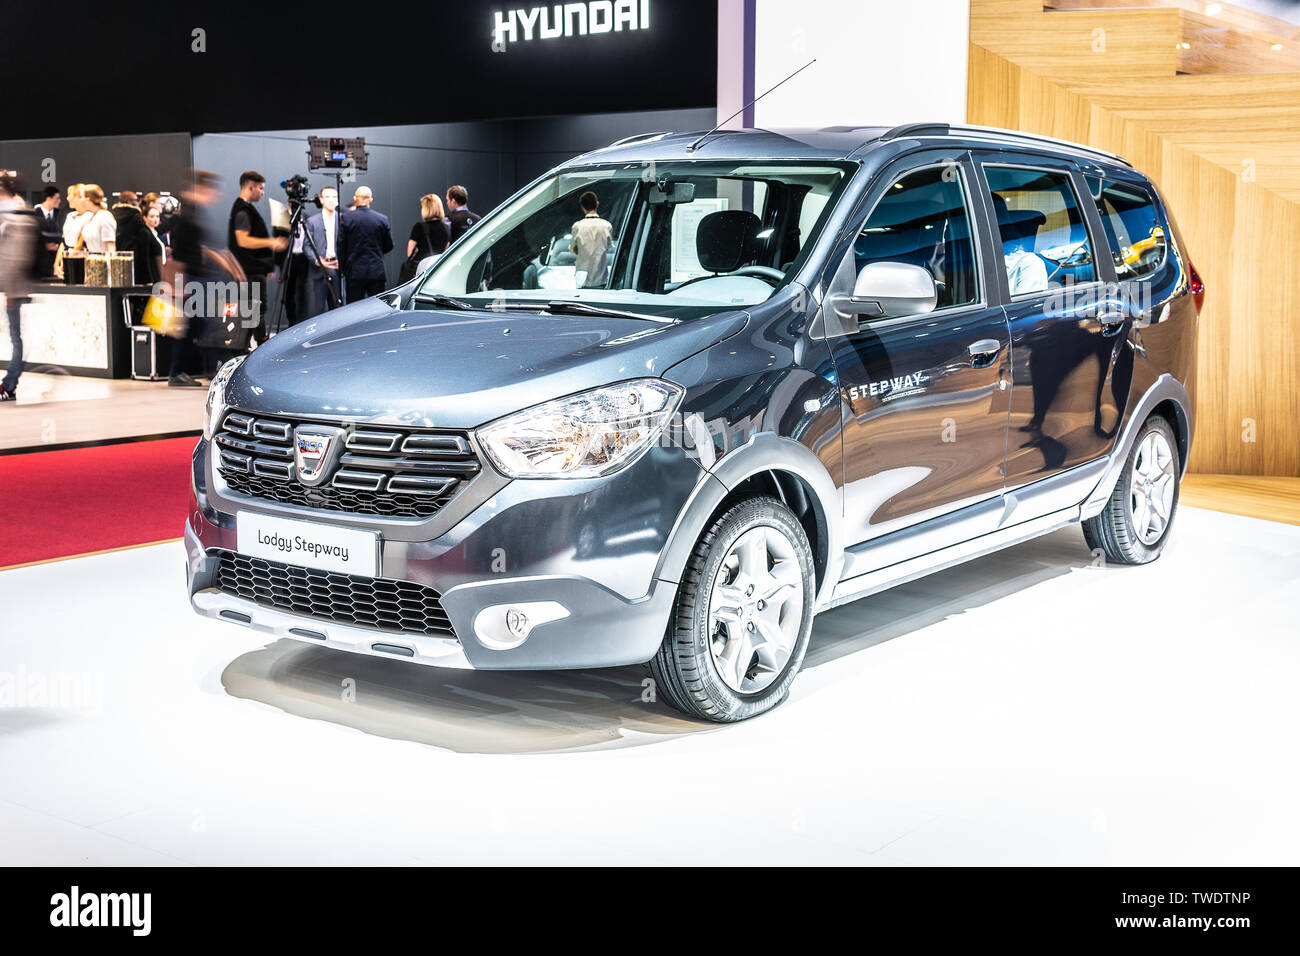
<box><xmin>1205</xmin><ymin>2</ymin><xmax>1222</xmax><ymax>15</ymax></box>
<box><xmin>1272</xmin><ymin>42</ymin><xmax>1284</xmax><ymax>51</ymax></box>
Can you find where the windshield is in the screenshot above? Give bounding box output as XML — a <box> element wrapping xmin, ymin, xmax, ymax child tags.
<box><xmin>416</xmin><ymin>160</ymin><xmax>855</xmax><ymax>318</ymax></box>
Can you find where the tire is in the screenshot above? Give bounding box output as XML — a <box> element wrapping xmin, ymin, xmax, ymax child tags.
<box><xmin>650</xmin><ymin>496</ymin><xmax>816</xmax><ymax>722</ymax></box>
<box><xmin>1083</xmin><ymin>414</ymin><xmax>1181</xmax><ymax>565</ymax></box>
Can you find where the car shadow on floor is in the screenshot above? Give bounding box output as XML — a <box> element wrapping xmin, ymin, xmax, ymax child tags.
<box><xmin>219</xmin><ymin>527</ymin><xmax>1106</xmax><ymax>754</ymax></box>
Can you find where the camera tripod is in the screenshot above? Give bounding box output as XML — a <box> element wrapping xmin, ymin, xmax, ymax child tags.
<box><xmin>266</xmin><ymin>195</ymin><xmax>342</xmax><ymax>336</ymax></box>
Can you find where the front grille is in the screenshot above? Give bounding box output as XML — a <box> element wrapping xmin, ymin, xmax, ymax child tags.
<box><xmin>210</xmin><ymin>548</ymin><xmax>456</xmax><ymax>638</ymax></box>
<box><xmin>215</xmin><ymin>412</ymin><xmax>479</xmax><ymax>518</ymax></box>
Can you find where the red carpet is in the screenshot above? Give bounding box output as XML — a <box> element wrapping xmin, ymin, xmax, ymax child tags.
<box><xmin>0</xmin><ymin>437</ymin><xmax>197</xmax><ymax>568</ymax></box>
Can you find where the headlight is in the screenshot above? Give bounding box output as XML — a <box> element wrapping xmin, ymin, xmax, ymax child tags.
<box><xmin>203</xmin><ymin>355</ymin><xmax>246</xmax><ymax>440</ymax></box>
<box><xmin>477</xmin><ymin>379</ymin><xmax>684</xmax><ymax>479</ymax></box>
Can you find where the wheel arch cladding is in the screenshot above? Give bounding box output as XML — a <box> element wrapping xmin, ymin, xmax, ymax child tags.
<box><xmin>655</xmin><ymin>434</ymin><xmax>843</xmax><ymax>607</ymax></box>
<box><xmin>710</xmin><ymin>471</ymin><xmax>829</xmax><ymax>593</ymax></box>
<box><xmin>1152</xmin><ymin>398</ymin><xmax>1191</xmax><ymax>474</ymax></box>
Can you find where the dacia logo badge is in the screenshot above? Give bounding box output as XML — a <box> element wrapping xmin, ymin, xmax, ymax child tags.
<box><xmin>294</xmin><ymin>427</ymin><xmax>343</xmax><ymax>486</ymax></box>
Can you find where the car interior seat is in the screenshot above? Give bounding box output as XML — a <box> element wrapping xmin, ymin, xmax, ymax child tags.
<box><xmin>696</xmin><ymin>210</ymin><xmax>761</xmax><ymax>274</ymax></box>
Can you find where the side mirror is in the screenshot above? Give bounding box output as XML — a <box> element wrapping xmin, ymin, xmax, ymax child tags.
<box><xmin>417</xmin><ymin>253</ymin><xmax>442</xmax><ymax>275</ymax></box>
<box><xmin>841</xmin><ymin>262</ymin><xmax>937</xmax><ymax>318</ymax></box>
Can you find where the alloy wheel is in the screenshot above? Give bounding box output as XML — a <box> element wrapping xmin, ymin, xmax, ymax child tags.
<box><xmin>1130</xmin><ymin>430</ymin><xmax>1177</xmax><ymax>546</ymax></box>
<box><xmin>707</xmin><ymin>525</ymin><xmax>805</xmax><ymax>694</ymax></box>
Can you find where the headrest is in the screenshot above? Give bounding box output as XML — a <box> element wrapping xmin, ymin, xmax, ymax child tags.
<box><xmin>697</xmin><ymin>210</ymin><xmax>761</xmax><ymax>273</ymax></box>
<box><xmin>854</xmin><ymin>200</ymin><xmax>945</xmax><ymax>264</ymax></box>
<box><xmin>999</xmin><ymin>208</ymin><xmax>1046</xmax><ymax>244</ymax></box>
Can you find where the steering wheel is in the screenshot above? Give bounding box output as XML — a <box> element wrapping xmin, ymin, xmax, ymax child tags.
<box><xmin>732</xmin><ymin>265</ymin><xmax>784</xmax><ymax>286</ymax></box>
<box><xmin>673</xmin><ymin>265</ymin><xmax>785</xmax><ymax>292</ymax></box>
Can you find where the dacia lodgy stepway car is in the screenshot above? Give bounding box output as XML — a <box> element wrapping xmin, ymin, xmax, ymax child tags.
<box><xmin>186</xmin><ymin>123</ymin><xmax>1202</xmax><ymax>722</ymax></box>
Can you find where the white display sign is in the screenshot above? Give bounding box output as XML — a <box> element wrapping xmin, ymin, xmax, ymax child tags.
<box><xmin>236</xmin><ymin>512</ymin><xmax>379</xmax><ymax>578</ymax></box>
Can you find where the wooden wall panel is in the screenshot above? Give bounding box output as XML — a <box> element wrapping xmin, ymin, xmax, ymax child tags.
<box><xmin>971</xmin><ymin>0</ymin><xmax>1181</xmax><ymax>81</ymax></box>
<box><xmin>967</xmin><ymin>44</ymin><xmax>1021</xmax><ymax>129</ymax></box>
<box><xmin>965</xmin><ymin>28</ymin><xmax>1300</xmax><ymax>475</ymax></box>
<box><xmin>1154</xmin><ymin>141</ymin><xmax>1239</xmax><ymax>472</ymax></box>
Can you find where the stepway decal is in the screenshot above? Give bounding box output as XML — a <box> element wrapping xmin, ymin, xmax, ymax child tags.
<box><xmin>848</xmin><ymin>371</ymin><xmax>930</xmax><ymax>403</ymax></box>
<box><xmin>257</xmin><ymin>530</ymin><xmax>351</xmax><ymax>563</ymax></box>
<box><xmin>50</xmin><ymin>886</ymin><xmax>151</xmax><ymax>936</ymax></box>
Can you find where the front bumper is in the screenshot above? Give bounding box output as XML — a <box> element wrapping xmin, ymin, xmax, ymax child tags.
<box><xmin>186</xmin><ymin>437</ymin><xmax>699</xmax><ymax>670</ymax></box>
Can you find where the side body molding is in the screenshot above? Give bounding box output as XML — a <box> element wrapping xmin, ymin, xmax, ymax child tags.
<box><xmin>653</xmin><ymin>433</ymin><xmax>844</xmax><ymax>609</ymax></box>
<box><xmin>1080</xmin><ymin>373</ymin><xmax>1194</xmax><ymax>519</ymax></box>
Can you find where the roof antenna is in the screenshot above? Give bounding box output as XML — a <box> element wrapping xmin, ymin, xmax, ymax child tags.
<box><xmin>687</xmin><ymin>58</ymin><xmax>817</xmax><ymax>153</ymax></box>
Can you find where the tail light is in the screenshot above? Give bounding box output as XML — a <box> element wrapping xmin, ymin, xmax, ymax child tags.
<box><xmin>1188</xmin><ymin>260</ymin><xmax>1205</xmax><ymax>314</ymax></box>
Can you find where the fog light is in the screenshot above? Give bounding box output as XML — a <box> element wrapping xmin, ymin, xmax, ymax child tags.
<box><xmin>505</xmin><ymin>608</ymin><xmax>529</xmax><ymax>640</ymax></box>
<box><xmin>473</xmin><ymin>601</ymin><xmax>570</xmax><ymax>650</ymax></box>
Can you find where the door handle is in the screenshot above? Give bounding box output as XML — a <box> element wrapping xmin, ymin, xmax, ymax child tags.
<box><xmin>968</xmin><ymin>338</ymin><xmax>1002</xmax><ymax>368</ymax></box>
<box><xmin>1087</xmin><ymin>307</ymin><xmax>1127</xmax><ymax>337</ymax></box>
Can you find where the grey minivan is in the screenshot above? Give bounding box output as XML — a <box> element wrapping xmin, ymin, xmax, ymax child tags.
<box><xmin>186</xmin><ymin>123</ymin><xmax>1202</xmax><ymax>721</ymax></box>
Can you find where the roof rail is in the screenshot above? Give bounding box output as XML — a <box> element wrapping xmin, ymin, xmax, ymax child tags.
<box><xmin>605</xmin><ymin>131</ymin><xmax>671</xmax><ymax>149</ymax></box>
<box><xmin>877</xmin><ymin>122</ymin><xmax>1131</xmax><ymax>167</ymax></box>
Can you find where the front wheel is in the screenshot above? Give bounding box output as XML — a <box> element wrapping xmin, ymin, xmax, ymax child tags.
<box><xmin>1083</xmin><ymin>415</ymin><xmax>1181</xmax><ymax>565</ymax></box>
<box><xmin>650</xmin><ymin>497</ymin><xmax>815</xmax><ymax>722</ymax></box>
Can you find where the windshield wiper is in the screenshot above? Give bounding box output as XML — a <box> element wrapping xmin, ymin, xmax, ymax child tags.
<box><xmin>413</xmin><ymin>293</ymin><xmax>474</xmax><ymax>311</ymax></box>
<box><xmin>544</xmin><ymin>300</ymin><xmax>671</xmax><ymax>323</ymax></box>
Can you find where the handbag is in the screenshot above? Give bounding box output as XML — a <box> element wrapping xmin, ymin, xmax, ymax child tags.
<box><xmin>398</xmin><ymin>221</ymin><xmax>432</xmax><ymax>284</ymax></box>
<box><xmin>141</xmin><ymin>294</ymin><xmax>185</xmax><ymax>338</ymax></box>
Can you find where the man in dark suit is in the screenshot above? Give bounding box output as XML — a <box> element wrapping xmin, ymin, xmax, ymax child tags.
<box><xmin>34</xmin><ymin>186</ymin><xmax>61</xmax><ymax>277</ymax></box>
<box><xmin>301</xmin><ymin>185</ymin><xmax>345</xmax><ymax>319</ymax></box>
<box><xmin>445</xmin><ymin>184</ymin><xmax>479</xmax><ymax>244</ymax></box>
<box><xmin>340</xmin><ymin>186</ymin><xmax>392</xmax><ymax>302</ymax></box>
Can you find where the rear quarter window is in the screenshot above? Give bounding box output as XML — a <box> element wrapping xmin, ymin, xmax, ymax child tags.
<box><xmin>1086</xmin><ymin>176</ymin><xmax>1169</xmax><ymax>281</ymax></box>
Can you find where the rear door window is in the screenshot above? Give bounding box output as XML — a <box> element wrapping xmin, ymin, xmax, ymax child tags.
<box><xmin>1086</xmin><ymin>176</ymin><xmax>1168</xmax><ymax>280</ymax></box>
<box><xmin>983</xmin><ymin>166</ymin><xmax>1096</xmax><ymax>296</ymax></box>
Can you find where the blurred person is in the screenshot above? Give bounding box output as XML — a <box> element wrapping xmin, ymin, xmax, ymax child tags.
<box><xmin>0</xmin><ymin>170</ymin><xmax>38</xmax><ymax>402</ymax></box>
<box><xmin>61</xmin><ymin>183</ymin><xmax>86</xmax><ymax>248</ymax></box>
<box><xmin>137</xmin><ymin>203</ymin><xmax>166</xmax><ymax>286</ymax></box>
<box><xmin>35</xmin><ymin>186</ymin><xmax>62</xmax><ymax>278</ymax></box>
<box><xmin>75</xmin><ymin>185</ymin><xmax>117</xmax><ymax>253</ymax></box>
<box><xmin>302</xmin><ymin>185</ymin><xmax>345</xmax><ymax>319</ymax></box>
<box><xmin>570</xmin><ymin>190</ymin><xmax>612</xmax><ymax>288</ymax></box>
<box><xmin>227</xmin><ymin>171</ymin><xmax>287</xmax><ymax>344</ymax></box>
<box><xmin>340</xmin><ymin>185</ymin><xmax>392</xmax><ymax>302</ymax></box>
<box><xmin>445</xmin><ymin>185</ymin><xmax>478</xmax><ymax>244</ymax></box>
<box><xmin>166</xmin><ymin>170</ymin><xmax>244</xmax><ymax>387</ymax></box>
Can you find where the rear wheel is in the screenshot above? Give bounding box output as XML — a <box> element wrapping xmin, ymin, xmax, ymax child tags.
<box><xmin>1083</xmin><ymin>415</ymin><xmax>1181</xmax><ymax>565</ymax></box>
<box><xmin>651</xmin><ymin>497</ymin><xmax>815</xmax><ymax>722</ymax></box>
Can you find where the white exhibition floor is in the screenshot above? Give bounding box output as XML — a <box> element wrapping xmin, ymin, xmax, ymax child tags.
<box><xmin>1</xmin><ymin>505</ymin><xmax>1297</xmax><ymax>866</ymax></box>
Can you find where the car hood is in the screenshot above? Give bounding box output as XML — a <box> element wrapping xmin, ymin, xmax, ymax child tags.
<box><xmin>224</xmin><ymin>298</ymin><xmax>748</xmax><ymax>428</ymax></box>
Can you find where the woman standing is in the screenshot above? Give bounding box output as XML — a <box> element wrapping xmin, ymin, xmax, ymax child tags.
<box><xmin>61</xmin><ymin>183</ymin><xmax>86</xmax><ymax>249</ymax></box>
<box><xmin>406</xmin><ymin>193</ymin><xmax>450</xmax><ymax>260</ymax></box>
<box><xmin>137</xmin><ymin>203</ymin><xmax>166</xmax><ymax>286</ymax></box>
<box><xmin>75</xmin><ymin>184</ymin><xmax>117</xmax><ymax>253</ymax></box>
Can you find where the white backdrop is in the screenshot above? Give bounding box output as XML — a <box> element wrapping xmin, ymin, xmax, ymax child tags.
<box><xmin>750</xmin><ymin>0</ymin><xmax>970</xmax><ymax>129</ymax></box>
